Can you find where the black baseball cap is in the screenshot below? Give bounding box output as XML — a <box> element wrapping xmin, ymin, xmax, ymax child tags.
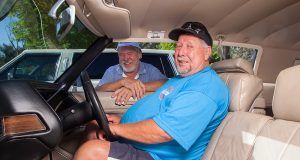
<box><xmin>168</xmin><ymin>22</ymin><xmax>213</xmax><ymax>46</ymax></box>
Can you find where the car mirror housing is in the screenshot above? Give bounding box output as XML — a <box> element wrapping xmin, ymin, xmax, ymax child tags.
<box><xmin>55</xmin><ymin>5</ymin><xmax>75</xmax><ymax>41</ymax></box>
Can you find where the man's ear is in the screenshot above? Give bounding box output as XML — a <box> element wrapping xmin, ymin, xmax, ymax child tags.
<box><xmin>204</xmin><ymin>47</ymin><xmax>212</xmax><ymax>61</ymax></box>
<box><xmin>139</xmin><ymin>53</ymin><xmax>142</xmax><ymax>59</ymax></box>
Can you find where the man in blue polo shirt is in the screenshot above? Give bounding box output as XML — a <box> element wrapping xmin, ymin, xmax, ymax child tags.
<box><xmin>74</xmin><ymin>22</ymin><xmax>230</xmax><ymax>160</ymax></box>
<box><xmin>96</xmin><ymin>42</ymin><xmax>167</xmax><ymax>104</ymax></box>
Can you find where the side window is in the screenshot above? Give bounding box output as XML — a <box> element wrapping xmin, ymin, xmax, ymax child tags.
<box><xmin>141</xmin><ymin>54</ymin><xmax>175</xmax><ymax>78</ymax></box>
<box><xmin>0</xmin><ymin>54</ymin><xmax>60</xmax><ymax>81</ymax></box>
<box><xmin>73</xmin><ymin>52</ymin><xmax>119</xmax><ymax>79</ymax></box>
<box><xmin>86</xmin><ymin>53</ymin><xmax>119</xmax><ymax>79</ymax></box>
<box><xmin>72</xmin><ymin>52</ymin><xmax>175</xmax><ymax>83</ymax></box>
<box><xmin>221</xmin><ymin>46</ymin><xmax>258</xmax><ymax>66</ymax></box>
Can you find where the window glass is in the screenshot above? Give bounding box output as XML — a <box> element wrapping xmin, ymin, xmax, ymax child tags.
<box><xmin>0</xmin><ymin>54</ymin><xmax>60</xmax><ymax>81</ymax></box>
<box><xmin>75</xmin><ymin>52</ymin><xmax>119</xmax><ymax>79</ymax></box>
<box><xmin>141</xmin><ymin>54</ymin><xmax>174</xmax><ymax>78</ymax></box>
<box><xmin>0</xmin><ymin>0</ymin><xmax>97</xmax><ymax>82</ymax></box>
<box><xmin>221</xmin><ymin>46</ymin><xmax>257</xmax><ymax>66</ymax></box>
<box><xmin>73</xmin><ymin>51</ymin><xmax>175</xmax><ymax>80</ymax></box>
<box><xmin>136</xmin><ymin>42</ymin><xmax>258</xmax><ymax>67</ymax></box>
<box><xmin>208</xmin><ymin>45</ymin><xmax>258</xmax><ymax>65</ymax></box>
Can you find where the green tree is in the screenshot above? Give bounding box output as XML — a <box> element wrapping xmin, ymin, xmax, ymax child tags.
<box><xmin>9</xmin><ymin>0</ymin><xmax>97</xmax><ymax>49</ymax></box>
<box><xmin>210</xmin><ymin>45</ymin><xmax>220</xmax><ymax>63</ymax></box>
<box><xmin>226</xmin><ymin>46</ymin><xmax>256</xmax><ymax>64</ymax></box>
<box><xmin>159</xmin><ymin>43</ymin><xmax>176</xmax><ymax>50</ymax></box>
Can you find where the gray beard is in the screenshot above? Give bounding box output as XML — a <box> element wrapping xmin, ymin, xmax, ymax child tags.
<box><xmin>176</xmin><ymin>65</ymin><xmax>191</xmax><ymax>75</ymax></box>
<box><xmin>121</xmin><ymin>64</ymin><xmax>136</xmax><ymax>73</ymax></box>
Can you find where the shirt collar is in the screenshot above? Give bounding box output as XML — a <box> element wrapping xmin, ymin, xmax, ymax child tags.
<box><xmin>122</xmin><ymin>72</ymin><xmax>139</xmax><ymax>79</ymax></box>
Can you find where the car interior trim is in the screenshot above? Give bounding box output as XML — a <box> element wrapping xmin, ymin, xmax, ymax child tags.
<box><xmin>3</xmin><ymin>114</ymin><xmax>46</xmax><ymax>136</ymax></box>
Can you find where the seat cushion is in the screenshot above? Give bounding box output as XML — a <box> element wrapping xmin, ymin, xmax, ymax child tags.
<box><xmin>251</xmin><ymin>119</ymin><xmax>300</xmax><ymax>160</ymax></box>
<box><xmin>202</xmin><ymin>112</ymin><xmax>272</xmax><ymax>160</ymax></box>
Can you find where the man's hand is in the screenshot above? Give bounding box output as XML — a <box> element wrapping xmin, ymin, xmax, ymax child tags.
<box><xmin>122</xmin><ymin>78</ymin><xmax>146</xmax><ymax>99</ymax></box>
<box><xmin>112</xmin><ymin>87</ymin><xmax>133</xmax><ymax>105</ymax></box>
<box><xmin>107</xmin><ymin>114</ymin><xmax>121</xmax><ymax>124</ymax></box>
<box><xmin>95</xmin><ymin>114</ymin><xmax>120</xmax><ymax>140</ymax></box>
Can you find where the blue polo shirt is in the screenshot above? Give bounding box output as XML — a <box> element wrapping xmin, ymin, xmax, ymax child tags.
<box><xmin>98</xmin><ymin>62</ymin><xmax>167</xmax><ymax>86</ymax></box>
<box><xmin>120</xmin><ymin>66</ymin><xmax>230</xmax><ymax>160</ymax></box>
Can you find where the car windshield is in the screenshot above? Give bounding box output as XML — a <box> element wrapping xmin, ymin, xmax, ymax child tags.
<box><xmin>0</xmin><ymin>0</ymin><xmax>259</xmax><ymax>83</ymax></box>
<box><xmin>0</xmin><ymin>0</ymin><xmax>97</xmax><ymax>82</ymax></box>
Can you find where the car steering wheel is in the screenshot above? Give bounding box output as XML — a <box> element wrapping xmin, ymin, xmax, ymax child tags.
<box><xmin>80</xmin><ymin>71</ymin><xmax>115</xmax><ymax>141</ymax></box>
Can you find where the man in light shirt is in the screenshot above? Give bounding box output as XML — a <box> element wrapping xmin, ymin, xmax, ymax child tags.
<box><xmin>96</xmin><ymin>42</ymin><xmax>167</xmax><ymax>105</ymax></box>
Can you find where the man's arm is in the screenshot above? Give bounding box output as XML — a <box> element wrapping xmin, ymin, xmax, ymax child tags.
<box><xmin>95</xmin><ymin>79</ymin><xmax>124</xmax><ymax>92</ymax></box>
<box><xmin>144</xmin><ymin>79</ymin><xmax>167</xmax><ymax>91</ymax></box>
<box><xmin>111</xmin><ymin>79</ymin><xmax>167</xmax><ymax>104</ymax></box>
<box><xmin>109</xmin><ymin>119</ymin><xmax>173</xmax><ymax>144</ymax></box>
<box><xmin>96</xmin><ymin>66</ymin><xmax>123</xmax><ymax>91</ymax></box>
<box><xmin>121</xmin><ymin>79</ymin><xmax>167</xmax><ymax>99</ymax></box>
<box><xmin>97</xmin><ymin>78</ymin><xmax>143</xmax><ymax>92</ymax></box>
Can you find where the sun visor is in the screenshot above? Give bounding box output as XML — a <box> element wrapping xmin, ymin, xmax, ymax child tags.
<box><xmin>66</xmin><ymin>0</ymin><xmax>131</xmax><ymax>38</ymax></box>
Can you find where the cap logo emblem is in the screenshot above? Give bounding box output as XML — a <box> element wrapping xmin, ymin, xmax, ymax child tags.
<box><xmin>186</xmin><ymin>23</ymin><xmax>202</xmax><ymax>34</ymax></box>
<box><xmin>187</xmin><ymin>24</ymin><xmax>193</xmax><ymax>30</ymax></box>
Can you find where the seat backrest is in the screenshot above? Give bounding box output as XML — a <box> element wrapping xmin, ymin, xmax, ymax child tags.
<box><xmin>212</xmin><ymin>58</ymin><xmax>264</xmax><ymax>112</ymax></box>
<box><xmin>250</xmin><ymin>65</ymin><xmax>300</xmax><ymax>160</ymax></box>
<box><xmin>202</xmin><ymin>65</ymin><xmax>300</xmax><ymax>160</ymax></box>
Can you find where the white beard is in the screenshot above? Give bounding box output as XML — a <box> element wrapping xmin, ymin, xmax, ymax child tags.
<box><xmin>120</xmin><ymin>60</ymin><xmax>138</xmax><ymax>73</ymax></box>
<box><xmin>177</xmin><ymin>65</ymin><xmax>192</xmax><ymax>75</ymax></box>
<box><xmin>121</xmin><ymin>64</ymin><xmax>136</xmax><ymax>72</ymax></box>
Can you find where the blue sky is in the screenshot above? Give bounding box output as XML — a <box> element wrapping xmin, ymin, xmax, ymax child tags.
<box><xmin>0</xmin><ymin>16</ymin><xmax>16</xmax><ymax>46</ymax></box>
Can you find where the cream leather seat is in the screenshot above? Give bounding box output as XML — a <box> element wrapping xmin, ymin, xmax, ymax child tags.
<box><xmin>202</xmin><ymin>65</ymin><xmax>300</xmax><ymax>160</ymax></box>
<box><xmin>212</xmin><ymin>58</ymin><xmax>266</xmax><ymax>113</ymax></box>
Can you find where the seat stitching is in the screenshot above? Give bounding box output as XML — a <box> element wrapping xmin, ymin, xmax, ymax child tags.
<box><xmin>209</xmin><ymin>113</ymin><xmax>234</xmax><ymax>160</ymax></box>
<box><xmin>246</xmin><ymin>118</ymin><xmax>273</xmax><ymax>160</ymax></box>
<box><xmin>278</xmin><ymin>124</ymin><xmax>300</xmax><ymax>159</ymax></box>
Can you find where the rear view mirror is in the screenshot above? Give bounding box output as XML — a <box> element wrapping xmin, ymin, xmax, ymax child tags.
<box><xmin>56</xmin><ymin>5</ymin><xmax>75</xmax><ymax>41</ymax></box>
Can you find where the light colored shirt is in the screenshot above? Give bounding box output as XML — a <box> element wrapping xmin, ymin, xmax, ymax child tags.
<box><xmin>98</xmin><ymin>62</ymin><xmax>167</xmax><ymax>86</ymax></box>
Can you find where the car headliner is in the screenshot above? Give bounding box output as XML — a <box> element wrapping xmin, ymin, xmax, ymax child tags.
<box><xmin>66</xmin><ymin>0</ymin><xmax>300</xmax><ymax>51</ymax></box>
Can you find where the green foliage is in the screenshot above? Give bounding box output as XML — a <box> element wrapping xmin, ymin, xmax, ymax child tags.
<box><xmin>9</xmin><ymin>0</ymin><xmax>44</xmax><ymax>48</ymax></box>
<box><xmin>159</xmin><ymin>43</ymin><xmax>176</xmax><ymax>50</ymax></box>
<box><xmin>210</xmin><ymin>45</ymin><xmax>220</xmax><ymax>63</ymax></box>
<box><xmin>140</xmin><ymin>43</ymin><xmax>160</xmax><ymax>49</ymax></box>
<box><xmin>225</xmin><ymin>46</ymin><xmax>257</xmax><ymax>64</ymax></box>
<box><xmin>8</xmin><ymin>0</ymin><xmax>97</xmax><ymax>49</ymax></box>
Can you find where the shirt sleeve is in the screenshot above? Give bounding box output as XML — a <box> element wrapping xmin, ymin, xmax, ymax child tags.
<box><xmin>97</xmin><ymin>67</ymin><xmax>115</xmax><ymax>86</ymax></box>
<box><xmin>153</xmin><ymin>91</ymin><xmax>217</xmax><ymax>150</ymax></box>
